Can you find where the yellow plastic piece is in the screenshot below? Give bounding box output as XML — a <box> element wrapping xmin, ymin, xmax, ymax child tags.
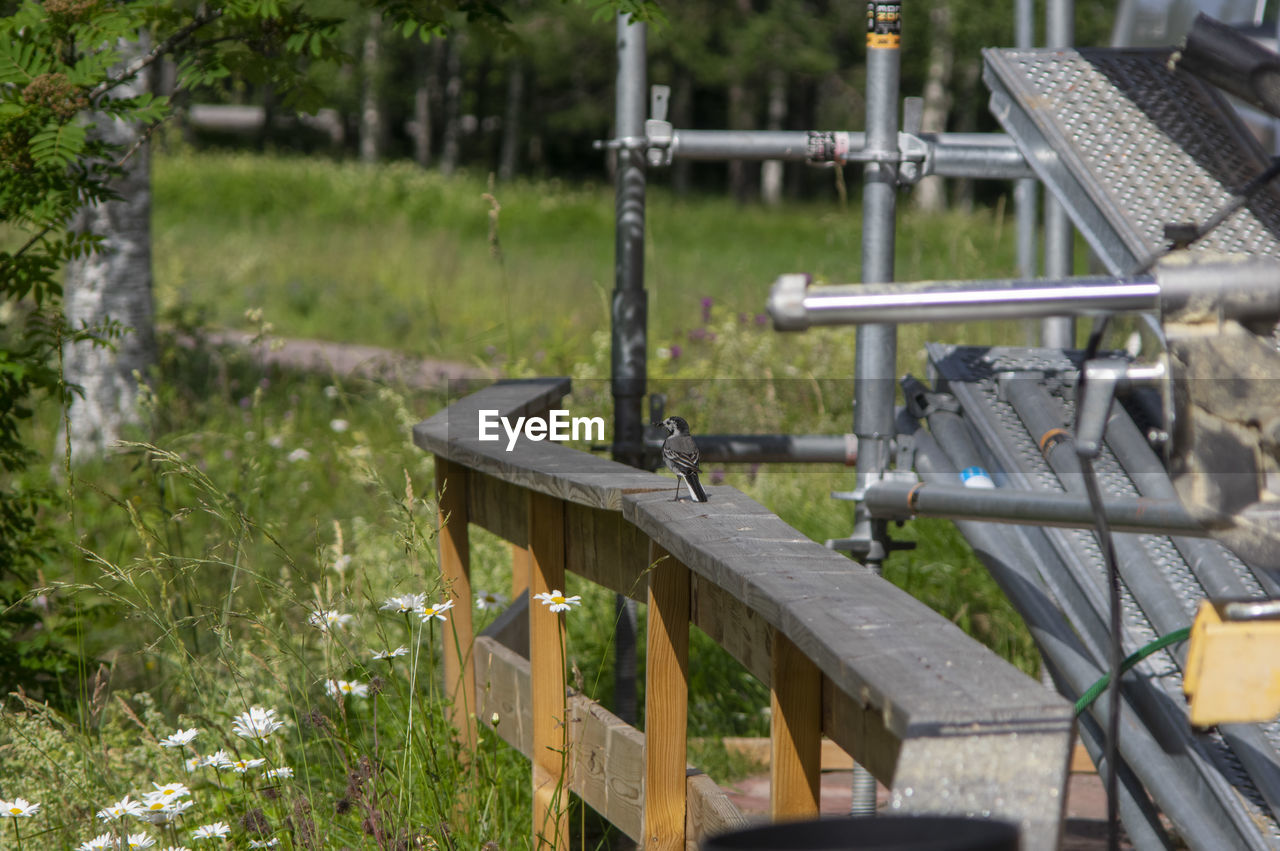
<box><xmin>1184</xmin><ymin>600</ymin><xmax>1280</xmax><ymax>726</ymax></box>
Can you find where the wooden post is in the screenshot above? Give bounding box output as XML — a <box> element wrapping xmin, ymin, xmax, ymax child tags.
<box><xmin>529</xmin><ymin>491</ymin><xmax>569</xmax><ymax>849</ymax></box>
<box><xmin>511</xmin><ymin>542</ymin><xmax>532</xmax><ymax>601</ymax></box>
<box><xmin>644</xmin><ymin>542</ymin><xmax>689</xmax><ymax>851</ymax></box>
<box><xmin>436</xmin><ymin>456</ymin><xmax>476</xmax><ymax>753</ymax></box>
<box><xmin>770</xmin><ymin>629</ymin><xmax>821</xmax><ymax>819</ymax></box>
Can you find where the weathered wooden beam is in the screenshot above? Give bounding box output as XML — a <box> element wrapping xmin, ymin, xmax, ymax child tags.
<box><xmin>436</xmin><ymin>455</ymin><xmax>476</xmax><ymax>752</ymax></box>
<box><xmin>469</xmin><ymin>470</ymin><xmax>529</xmax><ymax>545</ymax></box>
<box><xmin>770</xmin><ymin>630</ymin><xmax>821</xmax><ymax>820</ymax></box>
<box><xmin>565</xmin><ymin>502</ymin><xmax>650</xmax><ymax>601</ymax></box>
<box><xmin>645</xmin><ymin>543</ymin><xmax>690</xmax><ymax>850</ymax></box>
<box><xmin>471</xmin><ymin>633</ymin><xmax>745</xmax><ymax>846</ymax></box>
<box><xmin>529</xmin><ymin>491</ymin><xmax>568</xmax><ymax>849</ymax></box>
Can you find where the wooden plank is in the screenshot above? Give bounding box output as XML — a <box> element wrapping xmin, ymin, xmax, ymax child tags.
<box><xmin>474</xmin><ymin>635</ymin><xmax>533</xmax><ymax>757</ymax></box>
<box><xmin>469</xmin><ymin>470</ymin><xmax>529</xmax><ymax>545</ymax></box>
<box><xmin>645</xmin><ymin>543</ymin><xmax>690</xmax><ymax>851</ymax></box>
<box><xmin>528</xmin><ymin>490</ymin><xmax>569</xmax><ymax>850</ymax></box>
<box><xmin>569</xmin><ymin>695</ymin><xmax>644</xmax><ymax>840</ymax></box>
<box><xmin>685</xmin><ymin>773</ymin><xmax>748</xmax><ymax>851</ymax></box>
<box><xmin>436</xmin><ymin>456</ymin><xmax>477</xmax><ymax>753</ymax></box>
<box><xmin>718</xmin><ymin>737</ymin><xmax>854</xmax><ymax>771</ymax></box>
<box><xmin>565</xmin><ymin>503</ymin><xmax>649</xmax><ymax>601</ymax></box>
<box><xmin>770</xmin><ymin>630</ymin><xmax>821</xmax><ymax>820</ymax></box>
<box><xmin>511</xmin><ymin>543</ymin><xmax>531</xmax><ymax>600</ymax></box>
<box><xmin>475</xmin><ymin>630</ymin><xmax>743</xmax><ymax>847</ymax></box>
<box><xmin>822</xmin><ymin>676</ymin><xmax>901</xmax><ymax>786</ymax></box>
<box><xmin>689</xmin><ymin>574</ymin><xmax>771</xmax><ymax>685</ymax></box>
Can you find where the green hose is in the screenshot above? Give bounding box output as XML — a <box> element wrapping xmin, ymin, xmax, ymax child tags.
<box><xmin>1074</xmin><ymin>626</ymin><xmax>1192</xmax><ymax>717</ymax></box>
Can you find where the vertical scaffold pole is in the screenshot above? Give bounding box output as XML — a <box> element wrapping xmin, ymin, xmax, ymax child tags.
<box><xmin>849</xmin><ymin>0</ymin><xmax>903</xmax><ymax>818</ymax></box>
<box><xmin>611</xmin><ymin>12</ymin><xmax>647</xmax><ymax>726</ymax></box>
<box><xmin>1014</xmin><ymin>0</ymin><xmax>1038</xmax><ymax>285</ymax></box>
<box><xmin>854</xmin><ymin>0</ymin><xmax>902</xmax><ymax>569</ymax></box>
<box><xmin>1042</xmin><ymin>0</ymin><xmax>1076</xmax><ymax>348</ymax></box>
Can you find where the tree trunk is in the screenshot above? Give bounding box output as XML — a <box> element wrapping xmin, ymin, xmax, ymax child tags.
<box><xmin>410</xmin><ymin>42</ymin><xmax>433</xmax><ymax>167</ymax></box>
<box><xmin>498</xmin><ymin>58</ymin><xmax>525</xmax><ymax>181</ymax></box>
<box><xmin>726</xmin><ymin>80</ymin><xmax>753</xmax><ymax>203</ymax></box>
<box><xmin>913</xmin><ymin>1</ymin><xmax>954</xmax><ymax>212</ymax></box>
<box><xmin>440</xmin><ymin>34</ymin><xmax>465</xmax><ymax>176</ymax></box>
<box><xmin>761</xmin><ymin>68</ymin><xmax>787</xmax><ymax>206</ymax></box>
<box><xmin>359</xmin><ymin>12</ymin><xmax>383</xmax><ymax>164</ymax></box>
<box><xmin>63</xmin><ymin>42</ymin><xmax>155</xmax><ymax>463</ymax></box>
<box><xmin>671</xmin><ymin>75</ymin><xmax>692</xmax><ymax>196</ymax></box>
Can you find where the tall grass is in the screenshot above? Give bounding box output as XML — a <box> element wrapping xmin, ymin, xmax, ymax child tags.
<box><xmin>2</xmin><ymin>151</ymin><xmax>1049</xmax><ymax>848</ymax></box>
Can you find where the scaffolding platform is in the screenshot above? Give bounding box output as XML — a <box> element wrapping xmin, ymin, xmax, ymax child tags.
<box><xmin>926</xmin><ymin>343</ymin><xmax>1280</xmax><ymax>850</ymax></box>
<box><xmin>983</xmin><ymin>47</ymin><xmax>1280</xmax><ymax>274</ymax></box>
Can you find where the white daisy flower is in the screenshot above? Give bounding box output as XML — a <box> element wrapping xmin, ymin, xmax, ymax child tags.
<box><xmin>534</xmin><ymin>590</ymin><xmax>582</xmax><ymax>613</ymax></box>
<box><xmin>323</xmin><ymin>385</ymin><xmax>340</xmax><ymax>399</ymax></box>
<box><xmin>371</xmin><ymin>645</ymin><xmax>409</xmax><ymax>660</ymax></box>
<box><xmin>182</xmin><ymin>755</ymin><xmax>202</xmax><ymax>773</ymax></box>
<box><xmin>191</xmin><ymin>821</ymin><xmax>231</xmax><ymax>840</ymax></box>
<box><xmin>149</xmin><ymin>782</ymin><xmax>190</xmax><ymax>801</ymax></box>
<box><xmin>329</xmin><ymin>418</ymin><xmax>350</xmax><ymax>433</ymax></box>
<box><xmin>308</xmin><ymin>609</ymin><xmax>353</xmax><ymax>632</ymax></box>
<box><xmin>97</xmin><ymin>795</ymin><xmax>144</xmax><ymax>821</ymax></box>
<box><xmin>125</xmin><ymin>834</ymin><xmax>157</xmax><ymax>849</ymax></box>
<box><xmin>418</xmin><ymin>598</ymin><xmax>455</xmax><ymax>623</ymax></box>
<box><xmin>476</xmin><ymin>590</ymin><xmax>508</xmax><ymax>611</ymax></box>
<box><xmin>325</xmin><ymin>679</ymin><xmax>370</xmax><ymax>699</ymax></box>
<box><xmin>380</xmin><ymin>593</ymin><xmax>426</xmax><ymax>614</ymax></box>
<box><xmin>201</xmin><ymin>749</ymin><xmax>233</xmax><ymax>769</ymax></box>
<box><xmin>249</xmin><ymin>838</ymin><xmax>280</xmax><ymax>848</ymax></box>
<box><xmin>139</xmin><ymin>797</ymin><xmax>194</xmax><ymax>824</ymax></box>
<box><xmin>0</xmin><ymin>797</ymin><xmax>39</xmax><ymax>818</ymax></box>
<box><xmin>159</xmin><ymin>728</ymin><xmax>199</xmax><ymax>748</ymax></box>
<box><xmin>263</xmin><ymin>766</ymin><xmax>294</xmax><ymax>781</ymax></box>
<box><xmin>230</xmin><ymin>757</ymin><xmax>267</xmax><ymax>773</ymax></box>
<box><xmin>232</xmin><ymin>706</ymin><xmax>286</xmax><ymax>740</ymax></box>
<box><xmin>76</xmin><ymin>834</ymin><xmax>114</xmax><ymax>851</ymax></box>
<box><xmin>286</xmin><ymin>447</ymin><xmax>311</xmax><ymax>463</ymax></box>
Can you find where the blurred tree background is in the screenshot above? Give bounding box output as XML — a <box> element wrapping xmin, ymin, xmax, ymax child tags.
<box><xmin>180</xmin><ymin>0</ymin><xmax>1117</xmax><ymax>200</ymax></box>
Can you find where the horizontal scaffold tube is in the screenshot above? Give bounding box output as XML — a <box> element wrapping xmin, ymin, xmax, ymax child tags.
<box><xmin>769</xmin><ymin>274</ymin><xmax>1160</xmax><ymax>329</ymax></box>
<box><xmin>646</xmin><ymin>433</ymin><xmax>858</xmax><ymax>465</ymax></box>
<box><xmin>863</xmin><ymin>478</ymin><xmax>1206</xmax><ymax>537</ymax></box>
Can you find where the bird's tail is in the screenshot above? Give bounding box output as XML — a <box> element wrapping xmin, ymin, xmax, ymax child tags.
<box><xmin>685</xmin><ymin>472</ymin><xmax>708</xmax><ymax>502</ymax></box>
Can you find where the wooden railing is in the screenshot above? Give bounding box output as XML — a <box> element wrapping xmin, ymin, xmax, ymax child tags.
<box><xmin>415</xmin><ymin>378</ymin><xmax>1075</xmax><ymax>850</ymax></box>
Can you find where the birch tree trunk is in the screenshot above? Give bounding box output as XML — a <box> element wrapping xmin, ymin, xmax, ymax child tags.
<box><xmin>498</xmin><ymin>58</ymin><xmax>524</xmax><ymax>181</ymax></box>
<box><xmin>913</xmin><ymin>1</ymin><xmax>953</xmax><ymax>212</ymax></box>
<box><xmin>440</xmin><ymin>34</ymin><xmax>464</xmax><ymax>175</ymax></box>
<box><xmin>761</xmin><ymin>68</ymin><xmax>787</xmax><ymax>206</ymax></box>
<box><xmin>410</xmin><ymin>41</ymin><xmax>434</xmax><ymax>167</ymax></box>
<box><xmin>63</xmin><ymin>42</ymin><xmax>155</xmax><ymax>463</ymax></box>
<box><xmin>359</xmin><ymin>12</ymin><xmax>383</xmax><ymax>164</ymax></box>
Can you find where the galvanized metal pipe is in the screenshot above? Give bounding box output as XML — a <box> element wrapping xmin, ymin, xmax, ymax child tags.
<box><xmin>1042</xmin><ymin>0</ymin><xmax>1077</xmax><ymax>348</ymax></box>
<box><xmin>863</xmin><ymin>479</ymin><xmax>1204</xmax><ymax>536</ymax></box>
<box><xmin>611</xmin><ymin>14</ymin><xmax>647</xmax><ymax>469</ymax></box>
<box><xmin>1014</xmin><ymin>0</ymin><xmax>1039</xmax><ymax>282</ymax></box>
<box><xmin>645</xmin><ymin>433</ymin><xmax>857</xmax><ymax>465</ymax></box>
<box><xmin>669</xmin><ymin>130</ymin><xmax>852</xmax><ymax>161</ymax></box>
<box><xmin>769</xmin><ymin>274</ymin><xmax>1159</xmax><ymax>329</ymax></box>
<box><xmin>920</xmin><ymin>133</ymin><xmax>1034</xmax><ymax>179</ymax></box>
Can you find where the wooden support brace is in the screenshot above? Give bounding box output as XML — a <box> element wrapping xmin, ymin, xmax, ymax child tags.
<box><xmin>529</xmin><ymin>491</ymin><xmax>569</xmax><ymax>850</ymax></box>
<box><xmin>644</xmin><ymin>542</ymin><xmax>690</xmax><ymax>851</ymax></box>
<box><xmin>770</xmin><ymin>629</ymin><xmax>822</xmax><ymax>820</ymax></box>
<box><xmin>511</xmin><ymin>542</ymin><xmax>532</xmax><ymax>601</ymax></box>
<box><xmin>436</xmin><ymin>455</ymin><xmax>476</xmax><ymax>753</ymax></box>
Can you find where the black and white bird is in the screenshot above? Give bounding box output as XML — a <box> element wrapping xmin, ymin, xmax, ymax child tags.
<box><xmin>659</xmin><ymin>415</ymin><xmax>708</xmax><ymax>503</ymax></box>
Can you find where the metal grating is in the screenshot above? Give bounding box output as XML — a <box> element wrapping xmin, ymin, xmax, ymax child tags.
<box><xmin>928</xmin><ymin>343</ymin><xmax>1280</xmax><ymax>850</ymax></box>
<box><xmin>983</xmin><ymin>48</ymin><xmax>1280</xmax><ymax>275</ymax></box>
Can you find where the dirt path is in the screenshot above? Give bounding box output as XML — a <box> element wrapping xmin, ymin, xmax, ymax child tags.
<box><xmin>196</xmin><ymin>328</ymin><xmax>495</xmax><ymax>389</ymax></box>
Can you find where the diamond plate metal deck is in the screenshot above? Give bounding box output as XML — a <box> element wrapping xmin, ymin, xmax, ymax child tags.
<box><xmin>983</xmin><ymin>48</ymin><xmax>1280</xmax><ymax>275</ymax></box>
<box><xmin>926</xmin><ymin>343</ymin><xmax>1280</xmax><ymax>851</ymax></box>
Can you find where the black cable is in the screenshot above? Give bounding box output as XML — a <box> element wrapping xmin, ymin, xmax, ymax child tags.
<box><xmin>1075</xmin><ymin>315</ymin><xmax>1124</xmax><ymax>851</ymax></box>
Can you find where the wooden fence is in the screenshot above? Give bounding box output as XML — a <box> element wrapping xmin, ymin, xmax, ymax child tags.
<box><xmin>414</xmin><ymin>378</ymin><xmax>1075</xmax><ymax>850</ymax></box>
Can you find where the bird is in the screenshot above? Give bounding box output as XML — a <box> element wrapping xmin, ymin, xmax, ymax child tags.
<box><xmin>659</xmin><ymin>415</ymin><xmax>708</xmax><ymax>502</ymax></box>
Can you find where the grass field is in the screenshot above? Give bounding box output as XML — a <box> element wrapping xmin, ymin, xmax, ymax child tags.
<box><xmin>3</xmin><ymin>150</ymin><xmax>1057</xmax><ymax>849</ymax></box>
